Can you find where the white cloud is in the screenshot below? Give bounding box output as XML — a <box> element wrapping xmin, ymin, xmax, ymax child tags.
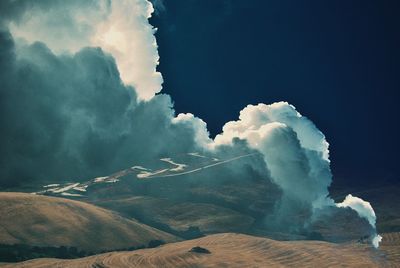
<box><xmin>92</xmin><ymin>0</ymin><xmax>163</xmax><ymax>100</ymax></box>
<box><xmin>212</xmin><ymin>102</ymin><xmax>381</xmax><ymax>246</ymax></box>
<box><xmin>337</xmin><ymin>194</ymin><xmax>381</xmax><ymax>248</ymax></box>
<box><xmin>372</xmin><ymin>234</ymin><xmax>382</xmax><ymax>248</ymax></box>
<box><xmin>213</xmin><ymin>102</ymin><xmax>332</xmax><ymax>209</ymax></box>
<box><xmin>9</xmin><ymin>0</ymin><xmax>162</xmax><ymax>100</ymax></box>
<box><xmin>337</xmin><ymin>194</ymin><xmax>377</xmax><ymax>226</ymax></box>
<box><xmin>173</xmin><ymin>113</ymin><xmax>213</xmax><ymax>149</ymax></box>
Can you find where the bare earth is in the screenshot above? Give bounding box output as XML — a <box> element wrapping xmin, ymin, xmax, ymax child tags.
<box><xmin>2</xmin><ymin>232</ymin><xmax>399</xmax><ymax>268</ymax></box>
<box><xmin>0</xmin><ymin>192</ymin><xmax>177</xmax><ymax>251</ymax></box>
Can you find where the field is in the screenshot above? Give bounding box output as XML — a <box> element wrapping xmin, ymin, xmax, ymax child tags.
<box><xmin>2</xmin><ymin>232</ymin><xmax>399</xmax><ymax>267</ymax></box>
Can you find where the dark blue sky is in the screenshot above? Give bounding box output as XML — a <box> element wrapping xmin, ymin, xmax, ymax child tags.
<box><xmin>150</xmin><ymin>0</ymin><xmax>400</xmax><ymax>186</ymax></box>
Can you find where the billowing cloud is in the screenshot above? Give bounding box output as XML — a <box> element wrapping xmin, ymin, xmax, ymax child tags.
<box><xmin>0</xmin><ymin>0</ymin><xmax>381</xmax><ymax>248</ymax></box>
<box><xmin>213</xmin><ymin>102</ymin><xmax>332</xmax><ymax>209</ymax></box>
<box><xmin>172</xmin><ymin>113</ymin><xmax>213</xmax><ymax>149</ymax></box>
<box><xmin>4</xmin><ymin>0</ymin><xmax>162</xmax><ymax>100</ymax></box>
<box><xmin>91</xmin><ymin>0</ymin><xmax>163</xmax><ymax>100</ymax></box>
<box><xmin>0</xmin><ymin>29</ymin><xmax>200</xmax><ymax>187</ymax></box>
<box><xmin>211</xmin><ymin>102</ymin><xmax>380</xmax><ymax>244</ymax></box>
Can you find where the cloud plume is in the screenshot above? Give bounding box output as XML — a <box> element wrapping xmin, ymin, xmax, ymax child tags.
<box><xmin>337</xmin><ymin>194</ymin><xmax>382</xmax><ymax>247</ymax></box>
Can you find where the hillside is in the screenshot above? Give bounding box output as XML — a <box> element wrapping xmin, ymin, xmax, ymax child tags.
<box><xmin>0</xmin><ymin>193</ymin><xmax>177</xmax><ymax>252</ymax></box>
<box><xmin>94</xmin><ymin>196</ymin><xmax>255</xmax><ymax>235</ymax></box>
<box><xmin>3</xmin><ymin>232</ymin><xmax>398</xmax><ymax>267</ymax></box>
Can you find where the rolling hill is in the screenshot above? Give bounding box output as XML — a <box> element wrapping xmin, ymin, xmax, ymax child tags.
<box><xmin>2</xmin><ymin>232</ymin><xmax>398</xmax><ymax>267</ymax></box>
<box><xmin>0</xmin><ymin>192</ymin><xmax>177</xmax><ymax>252</ymax></box>
<box><xmin>93</xmin><ymin>196</ymin><xmax>255</xmax><ymax>235</ymax></box>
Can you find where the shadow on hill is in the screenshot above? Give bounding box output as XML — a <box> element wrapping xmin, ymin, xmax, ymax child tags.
<box><xmin>0</xmin><ymin>239</ymin><xmax>166</xmax><ymax>263</ymax></box>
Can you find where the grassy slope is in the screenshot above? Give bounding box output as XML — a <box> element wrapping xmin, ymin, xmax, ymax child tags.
<box><xmin>93</xmin><ymin>196</ymin><xmax>255</xmax><ymax>234</ymax></box>
<box><xmin>0</xmin><ymin>192</ymin><xmax>178</xmax><ymax>252</ymax></box>
<box><xmin>4</xmin><ymin>232</ymin><xmax>399</xmax><ymax>268</ymax></box>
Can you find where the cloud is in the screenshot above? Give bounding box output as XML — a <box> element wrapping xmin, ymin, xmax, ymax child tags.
<box><xmin>337</xmin><ymin>194</ymin><xmax>382</xmax><ymax>247</ymax></box>
<box><xmin>0</xmin><ymin>30</ymin><xmax>200</xmax><ymax>187</ymax></box>
<box><xmin>211</xmin><ymin>102</ymin><xmax>380</xmax><ymax>243</ymax></box>
<box><xmin>0</xmin><ymin>0</ymin><xmax>381</xmax><ymax>247</ymax></box>
<box><xmin>149</xmin><ymin>0</ymin><xmax>166</xmax><ymax>15</ymax></box>
<box><xmin>337</xmin><ymin>194</ymin><xmax>377</xmax><ymax>227</ymax></box>
<box><xmin>91</xmin><ymin>0</ymin><xmax>163</xmax><ymax>100</ymax></box>
<box><xmin>213</xmin><ymin>102</ymin><xmax>332</xmax><ymax>210</ymax></box>
<box><xmin>172</xmin><ymin>113</ymin><xmax>213</xmax><ymax>149</ymax></box>
<box><xmin>4</xmin><ymin>0</ymin><xmax>162</xmax><ymax>100</ymax></box>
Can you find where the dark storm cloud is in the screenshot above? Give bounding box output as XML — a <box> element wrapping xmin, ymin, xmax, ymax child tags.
<box><xmin>0</xmin><ymin>31</ymin><xmax>200</xmax><ymax>187</ymax></box>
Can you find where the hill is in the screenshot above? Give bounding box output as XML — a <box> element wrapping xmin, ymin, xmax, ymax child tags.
<box><xmin>94</xmin><ymin>196</ymin><xmax>255</xmax><ymax>236</ymax></box>
<box><xmin>0</xmin><ymin>192</ymin><xmax>177</xmax><ymax>252</ymax></box>
<box><xmin>3</xmin><ymin>232</ymin><xmax>398</xmax><ymax>267</ymax></box>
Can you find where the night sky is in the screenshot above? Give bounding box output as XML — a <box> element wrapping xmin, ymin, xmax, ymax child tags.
<box><xmin>150</xmin><ymin>0</ymin><xmax>400</xmax><ymax>187</ymax></box>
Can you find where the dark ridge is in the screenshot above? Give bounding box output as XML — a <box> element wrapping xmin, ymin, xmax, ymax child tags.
<box><xmin>0</xmin><ymin>240</ymin><xmax>165</xmax><ymax>263</ymax></box>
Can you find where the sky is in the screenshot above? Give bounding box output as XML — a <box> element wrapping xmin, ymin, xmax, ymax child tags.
<box><xmin>150</xmin><ymin>0</ymin><xmax>400</xmax><ymax>187</ymax></box>
<box><xmin>0</xmin><ymin>0</ymin><xmax>385</xmax><ymax>245</ymax></box>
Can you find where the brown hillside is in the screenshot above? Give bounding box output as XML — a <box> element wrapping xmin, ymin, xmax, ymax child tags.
<box><xmin>3</xmin><ymin>232</ymin><xmax>398</xmax><ymax>267</ymax></box>
<box><xmin>0</xmin><ymin>192</ymin><xmax>177</xmax><ymax>251</ymax></box>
